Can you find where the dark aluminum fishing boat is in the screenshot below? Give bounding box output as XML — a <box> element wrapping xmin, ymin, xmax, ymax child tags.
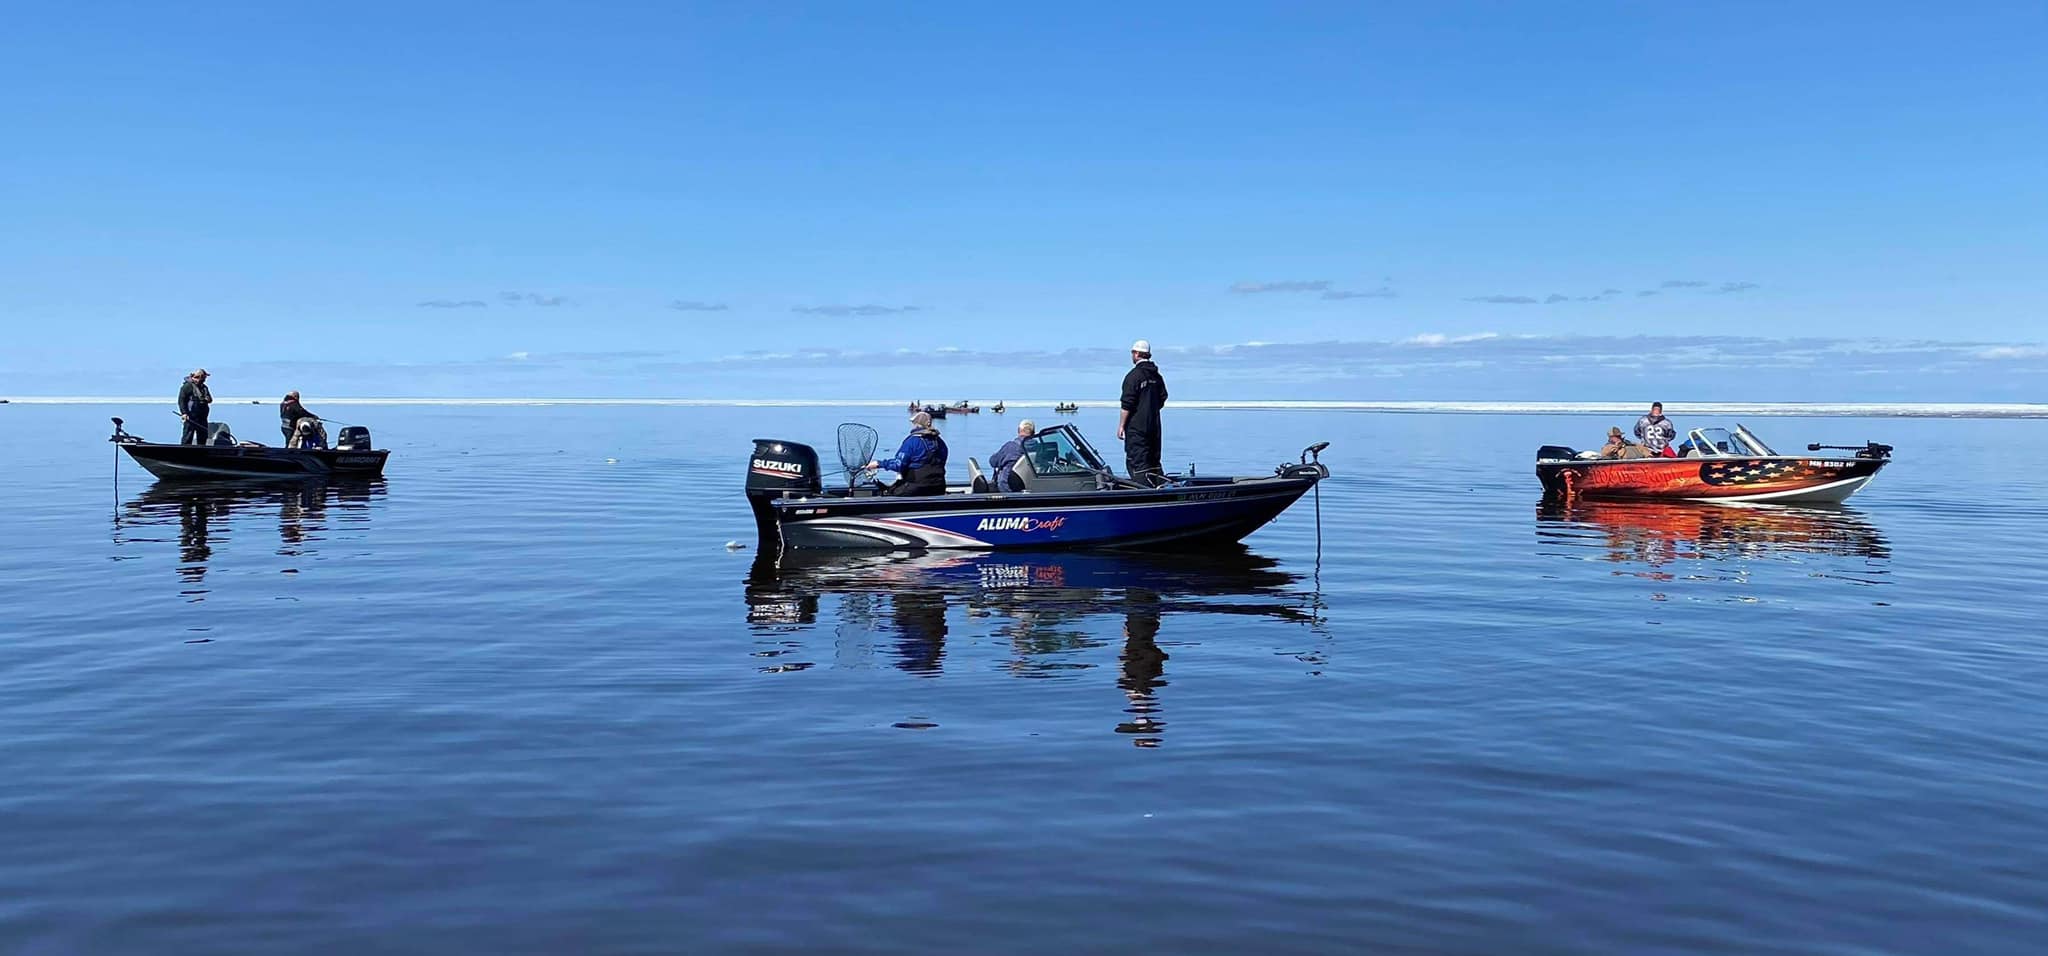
<box><xmin>110</xmin><ymin>417</ymin><xmax>391</xmax><ymax>481</ymax></box>
<box><xmin>1536</xmin><ymin>424</ymin><xmax>1889</xmax><ymax>504</ymax></box>
<box><xmin>747</xmin><ymin>423</ymin><xmax>1328</xmax><ymax>552</ymax></box>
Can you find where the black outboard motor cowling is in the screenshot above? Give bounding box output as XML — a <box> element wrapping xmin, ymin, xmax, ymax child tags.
<box><xmin>746</xmin><ymin>439</ymin><xmax>822</xmax><ymax>551</ymax></box>
<box><xmin>336</xmin><ymin>426</ymin><xmax>373</xmax><ymax>451</ymax></box>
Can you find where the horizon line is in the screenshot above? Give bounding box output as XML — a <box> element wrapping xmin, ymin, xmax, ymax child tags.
<box><xmin>7</xmin><ymin>397</ymin><xmax>2047</xmax><ymax>418</ymax></box>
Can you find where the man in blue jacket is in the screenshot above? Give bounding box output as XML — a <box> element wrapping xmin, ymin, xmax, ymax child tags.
<box><xmin>867</xmin><ymin>411</ymin><xmax>950</xmax><ymax>496</ymax></box>
<box><xmin>987</xmin><ymin>419</ymin><xmax>1036</xmax><ymax>492</ymax></box>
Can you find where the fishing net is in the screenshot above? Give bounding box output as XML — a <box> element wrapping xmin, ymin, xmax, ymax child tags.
<box><xmin>836</xmin><ymin>422</ymin><xmax>879</xmax><ymax>488</ymax></box>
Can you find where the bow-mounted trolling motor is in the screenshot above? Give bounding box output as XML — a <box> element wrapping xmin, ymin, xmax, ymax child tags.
<box><xmin>746</xmin><ymin>438</ymin><xmax>822</xmax><ymax>551</ymax></box>
<box><xmin>1276</xmin><ymin>441</ymin><xmax>1331</xmax><ymax>480</ymax></box>
<box><xmin>1808</xmin><ymin>441</ymin><xmax>1895</xmax><ymax>460</ymax></box>
<box><xmin>108</xmin><ymin>417</ymin><xmax>143</xmax><ymax>445</ymax></box>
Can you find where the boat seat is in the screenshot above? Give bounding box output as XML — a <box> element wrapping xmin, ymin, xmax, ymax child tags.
<box><xmin>967</xmin><ymin>458</ymin><xmax>990</xmax><ymax>494</ymax></box>
<box><xmin>1014</xmin><ymin>454</ymin><xmax>1103</xmax><ymax>493</ymax></box>
<box><xmin>1011</xmin><ymin>456</ymin><xmax>1036</xmax><ymax>492</ymax></box>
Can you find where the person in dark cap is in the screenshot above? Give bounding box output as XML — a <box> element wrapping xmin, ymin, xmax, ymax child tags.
<box><xmin>1117</xmin><ymin>339</ymin><xmax>1168</xmax><ymax>485</ymax></box>
<box><xmin>867</xmin><ymin>411</ymin><xmax>950</xmax><ymax>496</ymax></box>
<box><xmin>177</xmin><ymin>369</ymin><xmax>213</xmax><ymax>445</ymax></box>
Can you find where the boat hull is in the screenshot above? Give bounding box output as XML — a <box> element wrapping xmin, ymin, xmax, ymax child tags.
<box><xmin>1537</xmin><ymin>455</ymin><xmax>1884</xmax><ymax>504</ymax></box>
<box><xmin>767</xmin><ymin>476</ymin><xmax>1320</xmax><ymax>551</ymax></box>
<box><xmin>121</xmin><ymin>442</ymin><xmax>391</xmax><ymax>481</ymax></box>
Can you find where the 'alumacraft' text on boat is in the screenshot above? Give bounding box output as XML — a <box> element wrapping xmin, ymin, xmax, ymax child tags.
<box><xmin>1535</xmin><ymin>424</ymin><xmax>1890</xmax><ymax>504</ymax></box>
<box><xmin>747</xmin><ymin>423</ymin><xmax>1328</xmax><ymax>551</ymax></box>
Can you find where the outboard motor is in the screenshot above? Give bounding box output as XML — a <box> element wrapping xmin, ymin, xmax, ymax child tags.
<box><xmin>336</xmin><ymin>426</ymin><xmax>373</xmax><ymax>451</ymax></box>
<box><xmin>746</xmin><ymin>438</ymin><xmax>821</xmax><ymax>552</ymax></box>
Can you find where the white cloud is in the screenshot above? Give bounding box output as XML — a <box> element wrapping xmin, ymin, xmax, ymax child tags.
<box><xmin>1977</xmin><ymin>346</ymin><xmax>2048</xmax><ymax>360</ymax></box>
<box><xmin>1403</xmin><ymin>332</ymin><xmax>1499</xmax><ymax>347</ymax></box>
<box><xmin>1229</xmin><ymin>280</ymin><xmax>1330</xmax><ymax>294</ymax></box>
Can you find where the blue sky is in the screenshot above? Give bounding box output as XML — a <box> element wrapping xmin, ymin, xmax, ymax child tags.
<box><xmin>3</xmin><ymin>2</ymin><xmax>2044</xmax><ymax>399</ymax></box>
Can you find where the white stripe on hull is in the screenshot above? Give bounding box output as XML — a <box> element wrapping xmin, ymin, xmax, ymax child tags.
<box><xmin>1684</xmin><ymin>474</ymin><xmax>1876</xmax><ymax>505</ymax></box>
<box><xmin>132</xmin><ymin>459</ymin><xmax>329</xmax><ymax>480</ymax></box>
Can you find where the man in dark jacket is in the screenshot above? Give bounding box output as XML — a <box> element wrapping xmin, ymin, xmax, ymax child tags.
<box><xmin>867</xmin><ymin>411</ymin><xmax>950</xmax><ymax>496</ymax></box>
<box><xmin>279</xmin><ymin>391</ymin><xmax>317</xmax><ymax>444</ymax></box>
<box><xmin>987</xmin><ymin>419</ymin><xmax>1036</xmax><ymax>492</ymax></box>
<box><xmin>1117</xmin><ymin>339</ymin><xmax>1168</xmax><ymax>486</ymax></box>
<box><xmin>177</xmin><ymin>369</ymin><xmax>213</xmax><ymax>445</ymax></box>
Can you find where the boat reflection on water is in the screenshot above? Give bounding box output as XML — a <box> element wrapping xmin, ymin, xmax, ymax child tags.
<box><xmin>1535</xmin><ymin>499</ymin><xmax>1890</xmax><ymax>583</ymax></box>
<box><xmin>114</xmin><ymin>480</ymin><xmax>386</xmax><ymax>598</ymax></box>
<box><xmin>746</xmin><ymin>548</ymin><xmax>1322</xmax><ymax>745</ymax></box>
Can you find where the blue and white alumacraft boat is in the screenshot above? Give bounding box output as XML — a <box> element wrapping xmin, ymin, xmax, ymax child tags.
<box><xmin>746</xmin><ymin>423</ymin><xmax>1329</xmax><ymax>551</ymax></box>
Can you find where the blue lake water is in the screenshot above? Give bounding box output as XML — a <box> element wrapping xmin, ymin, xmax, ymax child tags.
<box><xmin>3</xmin><ymin>403</ymin><xmax>2046</xmax><ymax>954</ymax></box>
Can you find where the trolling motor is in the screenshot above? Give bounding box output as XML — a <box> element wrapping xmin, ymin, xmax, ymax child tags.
<box><xmin>1278</xmin><ymin>441</ymin><xmax>1331</xmax><ymax>480</ymax></box>
<box><xmin>1807</xmin><ymin>441</ymin><xmax>1894</xmax><ymax>460</ymax></box>
<box><xmin>108</xmin><ymin>417</ymin><xmax>142</xmax><ymax>444</ymax></box>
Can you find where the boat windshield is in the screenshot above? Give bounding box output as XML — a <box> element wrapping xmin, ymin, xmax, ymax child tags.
<box><xmin>1023</xmin><ymin>424</ymin><xmax>1107</xmax><ymax>475</ymax></box>
<box><xmin>1732</xmin><ymin>424</ymin><xmax>1777</xmax><ymax>456</ymax></box>
<box><xmin>1685</xmin><ymin>426</ymin><xmax>1774</xmax><ymax>458</ymax></box>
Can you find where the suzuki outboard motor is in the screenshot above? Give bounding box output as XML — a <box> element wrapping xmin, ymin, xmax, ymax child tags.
<box><xmin>746</xmin><ymin>438</ymin><xmax>821</xmax><ymax>552</ymax></box>
<box><xmin>336</xmin><ymin>426</ymin><xmax>373</xmax><ymax>451</ymax></box>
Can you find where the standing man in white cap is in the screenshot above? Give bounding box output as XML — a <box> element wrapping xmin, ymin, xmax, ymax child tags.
<box><xmin>1117</xmin><ymin>339</ymin><xmax>1169</xmax><ymax>486</ymax></box>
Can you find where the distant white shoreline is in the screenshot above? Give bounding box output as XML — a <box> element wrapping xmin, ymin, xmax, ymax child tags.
<box><xmin>7</xmin><ymin>397</ymin><xmax>2046</xmax><ymax>418</ymax></box>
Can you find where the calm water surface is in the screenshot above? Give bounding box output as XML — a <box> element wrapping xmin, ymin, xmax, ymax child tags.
<box><xmin>3</xmin><ymin>404</ymin><xmax>2046</xmax><ymax>954</ymax></box>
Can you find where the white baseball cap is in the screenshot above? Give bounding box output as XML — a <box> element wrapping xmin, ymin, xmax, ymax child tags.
<box><xmin>1130</xmin><ymin>339</ymin><xmax>1151</xmax><ymax>354</ymax></box>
